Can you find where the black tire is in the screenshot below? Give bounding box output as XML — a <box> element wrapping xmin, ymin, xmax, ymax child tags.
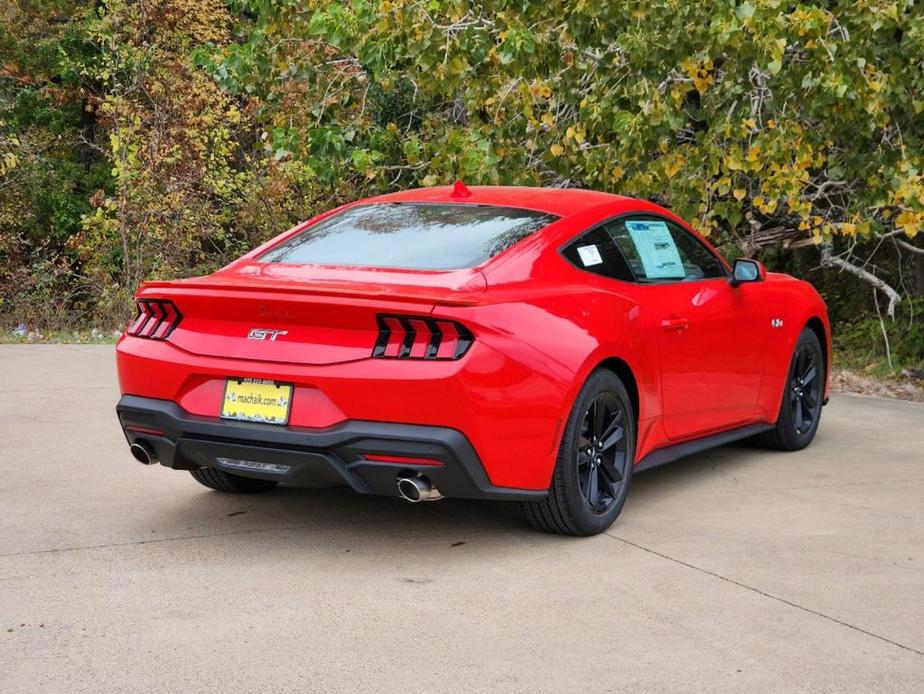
<box><xmin>189</xmin><ymin>467</ymin><xmax>279</xmax><ymax>494</ymax></box>
<box><xmin>754</xmin><ymin>327</ymin><xmax>824</xmax><ymax>451</ymax></box>
<box><xmin>523</xmin><ymin>369</ymin><xmax>635</xmax><ymax>536</ymax></box>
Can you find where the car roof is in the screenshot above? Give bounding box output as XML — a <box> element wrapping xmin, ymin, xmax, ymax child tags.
<box><xmin>363</xmin><ymin>184</ymin><xmax>633</xmax><ymax>218</ymax></box>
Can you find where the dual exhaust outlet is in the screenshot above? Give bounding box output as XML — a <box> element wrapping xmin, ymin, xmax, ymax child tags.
<box><xmin>130</xmin><ymin>440</ymin><xmax>441</xmax><ymax>503</ymax></box>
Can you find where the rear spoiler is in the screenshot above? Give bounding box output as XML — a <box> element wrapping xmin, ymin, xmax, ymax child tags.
<box><xmin>138</xmin><ymin>262</ymin><xmax>489</xmax><ymax>307</ymax></box>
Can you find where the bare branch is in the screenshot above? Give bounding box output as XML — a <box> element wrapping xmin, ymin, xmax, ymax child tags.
<box><xmin>820</xmin><ymin>243</ymin><xmax>901</xmax><ymax>317</ymax></box>
<box><xmin>895</xmin><ymin>238</ymin><xmax>924</xmax><ymax>256</ymax></box>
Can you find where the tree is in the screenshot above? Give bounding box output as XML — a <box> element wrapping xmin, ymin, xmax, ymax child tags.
<box><xmin>200</xmin><ymin>0</ymin><xmax>923</xmax><ymax>316</ymax></box>
<box><xmin>1</xmin><ymin>0</ymin><xmax>922</xmax><ymax>356</ymax></box>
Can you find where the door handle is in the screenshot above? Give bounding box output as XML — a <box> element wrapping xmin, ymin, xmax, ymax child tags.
<box><xmin>660</xmin><ymin>317</ymin><xmax>689</xmax><ymax>332</ymax></box>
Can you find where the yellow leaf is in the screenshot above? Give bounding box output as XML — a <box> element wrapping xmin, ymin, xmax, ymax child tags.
<box><xmin>725</xmin><ymin>153</ymin><xmax>744</xmax><ymax>171</ymax></box>
<box><xmin>693</xmin><ymin>75</ymin><xmax>713</xmax><ymax>94</ymax></box>
<box><xmin>664</xmin><ymin>155</ymin><xmax>685</xmax><ymax>178</ymax></box>
<box><xmin>550</xmin><ymin>143</ymin><xmax>564</xmax><ymax>157</ymax></box>
<box><xmin>895</xmin><ymin>210</ymin><xmax>920</xmax><ymax>238</ymax></box>
<box><xmin>733</xmin><ymin>189</ymin><xmax>747</xmax><ymax>201</ymax></box>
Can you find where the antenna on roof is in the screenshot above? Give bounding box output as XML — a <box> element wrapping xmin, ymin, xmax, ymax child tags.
<box><xmin>450</xmin><ymin>180</ymin><xmax>472</xmax><ymax>198</ymax></box>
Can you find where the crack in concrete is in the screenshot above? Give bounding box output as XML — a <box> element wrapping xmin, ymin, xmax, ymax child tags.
<box><xmin>605</xmin><ymin>533</ymin><xmax>924</xmax><ymax>657</ymax></box>
<box><xmin>0</xmin><ymin>386</ymin><xmax>111</xmax><ymax>395</ymax></box>
<box><xmin>0</xmin><ymin>515</ymin><xmax>410</xmax><ymax>560</ymax></box>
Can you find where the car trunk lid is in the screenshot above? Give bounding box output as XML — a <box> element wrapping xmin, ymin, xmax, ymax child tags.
<box><xmin>136</xmin><ymin>263</ymin><xmax>486</xmax><ymax>366</ymax></box>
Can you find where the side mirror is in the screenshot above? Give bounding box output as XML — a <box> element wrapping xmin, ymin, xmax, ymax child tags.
<box><xmin>730</xmin><ymin>258</ymin><xmax>766</xmax><ymax>287</ymax></box>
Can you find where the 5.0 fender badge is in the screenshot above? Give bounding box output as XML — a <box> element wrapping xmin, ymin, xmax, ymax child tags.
<box><xmin>771</xmin><ymin>318</ymin><xmax>784</xmax><ymax>328</ymax></box>
<box><xmin>247</xmin><ymin>328</ymin><xmax>288</xmax><ymax>341</ymax></box>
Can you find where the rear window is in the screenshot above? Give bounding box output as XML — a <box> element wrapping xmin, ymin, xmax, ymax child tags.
<box><xmin>259</xmin><ymin>203</ymin><xmax>558</xmax><ymax>270</ymax></box>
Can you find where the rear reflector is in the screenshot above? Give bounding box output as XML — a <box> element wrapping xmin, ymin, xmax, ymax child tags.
<box><xmin>362</xmin><ymin>453</ymin><xmax>444</xmax><ymax>467</ymax></box>
<box><xmin>124</xmin><ymin>424</ymin><xmax>167</xmax><ymax>437</ymax></box>
<box><xmin>372</xmin><ymin>314</ymin><xmax>473</xmax><ymax>360</ymax></box>
<box><xmin>126</xmin><ymin>299</ymin><xmax>182</xmax><ymax>340</ymax></box>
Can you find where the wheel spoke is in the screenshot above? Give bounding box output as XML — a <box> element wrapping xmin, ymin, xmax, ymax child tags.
<box><xmin>600</xmin><ymin>423</ymin><xmax>625</xmax><ymax>450</ymax></box>
<box><xmin>579</xmin><ymin>464</ymin><xmax>592</xmax><ymax>497</ymax></box>
<box><xmin>592</xmin><ymin>398</ymin><xmax>605</xmax><ymax>435</ymax></box>
<box><xmin>801</xmin><ymin>351</ymin><xmax>817</xmax><ymax>384</ymax></box>
<box><xmin>599</xmin><ymin>453</ymin><xmax>624</xmax><ymax>484</ymax></box>
<box><xmin>802</xmin><ymin>391</ymin><xmax>817</xmax><ymax>409</ymax></box>
<box><xmin>794</xmin><ymin>396</ymin><xmax>803</xmax><ymax>432</ymax></box>
<box><xmin>585</xmin><ymin>464</ymin><xmax>599</xmax><ymax>504</ymax></box>
<box><xmin>802</xmin><ymin>366</ymin><xmax>816</xmax><ymax>385</ymax></box>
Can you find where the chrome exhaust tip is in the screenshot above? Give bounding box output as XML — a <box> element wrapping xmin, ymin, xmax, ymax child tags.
<box><xmin>396</xmin><ymin>475</ymin><xmax>442</xmax><ymax>502</ymax></box>
<box><xmin>130</xmin><ymin>441</ymin><xmax>158</xmax><ymax>466</ymax></box>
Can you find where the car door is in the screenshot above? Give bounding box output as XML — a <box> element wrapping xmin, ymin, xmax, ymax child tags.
<box><xmin>606</xmin><ymin>215</ymin><xmax>767</xmax><ymax>440</ymax></box>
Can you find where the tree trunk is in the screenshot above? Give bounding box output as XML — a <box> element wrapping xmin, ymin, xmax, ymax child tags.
<box><xmin>916</xmin><ymin>234</ymin><xmax>924</xmax><ymax>297</ymax></box>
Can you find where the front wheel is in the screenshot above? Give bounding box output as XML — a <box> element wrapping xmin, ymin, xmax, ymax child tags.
<box><xmin>754</xmin><ymin>327</ymin><xmax>824</xmax><ymax>451</ymax></box>
<box><xmin>523</xmin><ymin>369</ymin><xmax>635</xmax><ymax>536</ymax></box>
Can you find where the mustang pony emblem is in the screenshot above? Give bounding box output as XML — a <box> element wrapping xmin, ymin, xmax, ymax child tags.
<box><xmin>247</xmin><ymin>328</ymin><xmax>289</xmax><ymax>341</ymax></box>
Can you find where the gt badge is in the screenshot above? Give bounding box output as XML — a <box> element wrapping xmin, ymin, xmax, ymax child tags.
<box><xmin>247</xmin><ymin>328</ymin><xmax>289</xmax><ymax>341</ymax></box>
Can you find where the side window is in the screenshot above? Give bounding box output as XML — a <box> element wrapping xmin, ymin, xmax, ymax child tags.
<box><xmin>609</xmin><ymin>217</ymin><xmax>726</xmax><ymax>282</ymax></box>
<box><xmin>561</xmin><ymin>225</ymin><xmax>634</xmax><ymax>282</ymax></box>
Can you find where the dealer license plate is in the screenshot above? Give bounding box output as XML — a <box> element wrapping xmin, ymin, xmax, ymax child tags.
<box><xmin>221</xmin><ymin>378</ymin><xmax>292</xmax><ymax>425</ymax></box>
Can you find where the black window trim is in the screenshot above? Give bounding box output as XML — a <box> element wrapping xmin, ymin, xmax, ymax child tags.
<box><xmin>558</xmin><ymin>211</ymin><xmax>730</xmax><ymax>285</ymax></box>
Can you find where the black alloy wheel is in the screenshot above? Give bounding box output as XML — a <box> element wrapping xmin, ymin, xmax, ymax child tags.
<box><xmin>524</xmin><ymin>369</ymin><xmax>635</xmax><ymax>535</ymax></box>
<box><xmin>754</xmin><ymin>327</ymin><xmax>825</xmax><ymax>451</ymax></box>
<box><xmin>578</xmin><ymin>393</ymin><xmax>629</xmax><ymax>513</ymax></box>
<box><xmin>790</xmin><ymin>341</ymin><xmax>822</xmax><ymax>436</ymax></box>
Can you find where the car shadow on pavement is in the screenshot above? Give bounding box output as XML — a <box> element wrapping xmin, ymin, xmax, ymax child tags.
<box><xmin>132</xmin><ymin>438</ymin><xmax>791</xmax><ymax>549</ymax></box>
<box><xmin>143</xmin><ymin>481</ymin><xmax>532</xmax><ymax>543</ymax></box>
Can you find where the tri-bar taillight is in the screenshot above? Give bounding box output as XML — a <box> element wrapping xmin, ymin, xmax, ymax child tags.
<box><xmin>373</xmin><ymin>314</ymin><xmax>474</xmax><ymax>360</ymax></box>
<box><xmin>126</xmin><ymin>299</ymin><xmax>182</xmax><ymax>340</ymax></box>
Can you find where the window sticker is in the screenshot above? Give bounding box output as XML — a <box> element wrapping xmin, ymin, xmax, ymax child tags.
<box><xmin>576</xmin><ymin>244</ymin><xmax>603</xmax><ymax>267</ymax></box>
<box><xmin>624</xmin><ymin>220</ymin><xmax>685</xmax><ymax>279</ymax></box>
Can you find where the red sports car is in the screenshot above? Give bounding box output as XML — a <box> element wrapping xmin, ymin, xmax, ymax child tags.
<box><xmin>116</xmin><ymin>183</ymin><xmax>830</xmax><ymax>535</ymax></box>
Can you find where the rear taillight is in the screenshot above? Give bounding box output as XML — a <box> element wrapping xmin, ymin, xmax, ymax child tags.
<box><xmin>126</xmin><ymin>299</ymin><xmax>182</xmax><ymax>340</ymax></box>
<box><xmin>372</xmin><ymin>314</ymin><xmax>473</xmax><ymax>360</ymax></box>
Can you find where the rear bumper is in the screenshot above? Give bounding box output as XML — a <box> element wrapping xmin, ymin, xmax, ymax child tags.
<box><xmin>116</xmin><ymin>395</ymin><xmax>545</xmax><ymax>501</ymax></box>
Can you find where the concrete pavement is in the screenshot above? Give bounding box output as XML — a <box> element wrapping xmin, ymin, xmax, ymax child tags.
<box><xmin>0</xmin><ymin>344</ymin><xmax>922</xmax><ymax>692</ymax></box>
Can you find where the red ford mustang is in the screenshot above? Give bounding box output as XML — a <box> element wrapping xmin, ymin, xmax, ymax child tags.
<box><xmin>116</xmin><ymin>183</ymin><xmax>830</xmax><ymax>535</ymax></box>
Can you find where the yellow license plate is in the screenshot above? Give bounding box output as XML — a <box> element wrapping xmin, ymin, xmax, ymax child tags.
<box><xmin>221</xmin><ymin>378</ymin><xmax>293</xmax><ymax>425</ymax></box>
